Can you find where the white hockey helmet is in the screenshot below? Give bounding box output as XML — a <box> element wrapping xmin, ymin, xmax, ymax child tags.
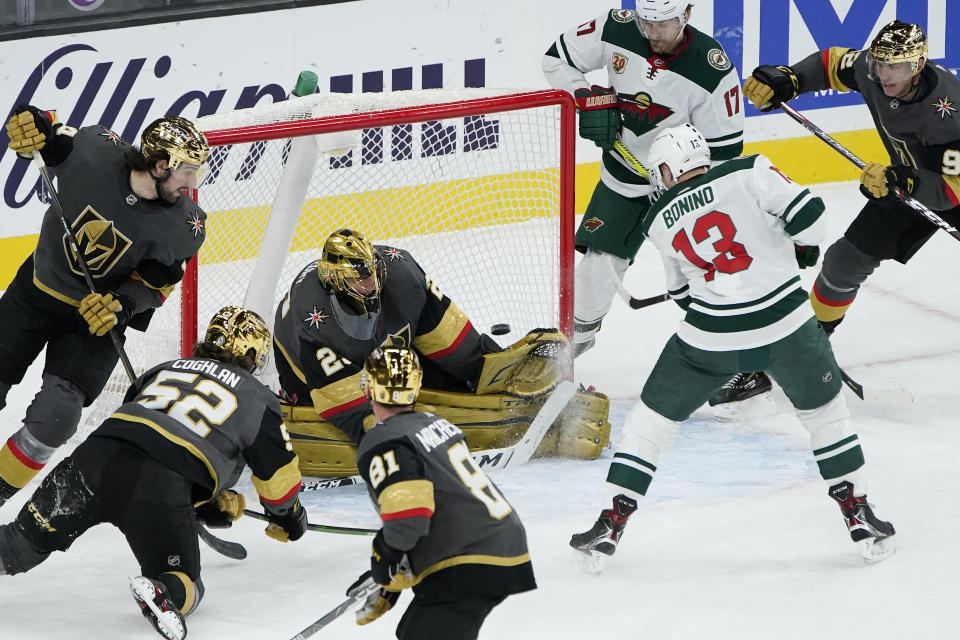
<box><xmin>646</xmin><ymin>123</ymin><xmax>711</xmax><ymax>194</ymax></box>
<box><xmin>636</xmin><ymin>0</ymin><xmax>694</xmax><ymax>23</ymax></box>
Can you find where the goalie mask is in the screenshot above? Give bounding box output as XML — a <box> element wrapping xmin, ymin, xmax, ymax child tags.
<box><xmin>635</xmin><ymin>0</ymin><xmax>692</xmax><ymax>51</ymax></box>
<box><xmin>317</xmin><ymin>228</ymin><xmax>383</xmax><ymax>316</ymax></box>
<box><xmin>140</xmin><ymin>117</ymin><xmax>209</xmax><ymax>170</ymax></box>
<box><xmin>362</xmin><ymin>347</ymin><xmax>423</xmax><ymax>406</ymax></box>
<box><xmin>203</xmin><ymin>305</ymin><xmax>271</xmax><ymax>374</ymax></box>
<box><xmin>646</xmin><ymin>123</ymin><xmax>711</xmax><ymax>195</ymax></box>
<box><xmin>866</xmin><ymin>21</ymin><xmax>927</xmax><ymax>87</ymax></box>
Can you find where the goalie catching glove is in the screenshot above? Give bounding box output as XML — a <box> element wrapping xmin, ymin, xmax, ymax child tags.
<box><xmin>573</xmin><ymin>85</ymin><xmax>621</xmax><ymax>151</ymax></box>
<box><xmin>475</xmin><ymin>328</ymin><xmax>569</xmax><ymax>398</ymax></box>
<box><xmin>744</xmin><ymin>65</ymin><xmax>799</xmax><ymax>111</ymax></box>
<box><xmin>79</xmin><ymin>292</ymin><xmax>129</xmax><ymax>336</ymax></box>
<box><xmin>6</xmin><ymin>105</ymin><xmax>58</xmax><ymax>155</ymax></box>
<box><xmin>347</xmin><ymin>571</ymin><xmax>401</xmax><ymax>626</ymax></box>
<box><xmin>195</xmin><ymin>490</ymin><xmax>245</xmax><ymax>529</ymax></box>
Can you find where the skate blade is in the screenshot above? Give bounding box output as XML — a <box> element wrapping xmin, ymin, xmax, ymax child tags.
<box><xmin>129</xmin><ymin>577</ymin><xmax>186</xmax><ymax>640</ymax></box>
<box><xmin>860</xmin><ymin>536</ymin><xmax>896</xmax><ymax>564</ymax></box>
<box><xmin>712</xmin><ymin>391</ymin><xmax>776</xmax><ymax>423</ymax></box>
<box><xmin>571</xmin><ymin>548</ymin><xmax>608</xmax><ymax>576</ymax></box>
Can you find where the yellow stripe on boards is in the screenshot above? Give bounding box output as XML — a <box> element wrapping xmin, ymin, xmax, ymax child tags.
<box><xmin>0</xmin><ymin>131</ymin><xmax>888</xmax><ymax>287</ymax></box>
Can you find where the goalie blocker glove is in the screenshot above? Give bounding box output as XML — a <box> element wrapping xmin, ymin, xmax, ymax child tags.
<box><xmin>744</xmin><ymin>65</ymin><xmax>799</xmax><ymax>111</ymax></box>
<box><xmin>573</xmin><ymin>85</ymin><xmax>621</xmax><ymax>151</ymax></box>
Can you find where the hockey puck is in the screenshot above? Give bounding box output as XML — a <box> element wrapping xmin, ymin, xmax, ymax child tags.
<box><xmin>490</xmin><ymin>323</ymin><xmax>511</xmax><ymax>336</ymax></box>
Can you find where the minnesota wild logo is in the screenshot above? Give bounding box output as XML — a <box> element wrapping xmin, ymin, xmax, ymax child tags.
<box><xmin>618</xmin><ymin>92</ymin><xmax>675</xmax><ymax>136</ymax></box>
<box><xmin>583</xmin><ymin>217</ymin><xmax>604</xmax><ymax>232</ymax></box>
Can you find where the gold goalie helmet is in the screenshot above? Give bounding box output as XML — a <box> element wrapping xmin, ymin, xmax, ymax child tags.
<box><xmin>362</xmin><ymin>347</ymin><xmax>423</xmax><ymax>406</ymax></box>
<box><xmin>204</xmin><ymin>305</ymin><xmax>271</xmax><ymax>374</ymax></box>
<box><xmin>141</xmin><ymin>116</ymin><xmax>209</xmax><ymax>169</ymax></box>
<box><xmin>867</xmin><ymin>20</ymin><xmax>927</xmax><ymax>81</ymax></box>
<box><xmin>317</xmin><ymin>228</ymin><xmax>383</xmax><ymax>314</ymax></box>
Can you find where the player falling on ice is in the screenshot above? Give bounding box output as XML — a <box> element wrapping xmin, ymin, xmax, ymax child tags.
<box><xmin>0</xmin><ymin>306</ymin><xmax>308</xmax><ymax>640</ymax></box>
<box><xmin>569</xmin><ymin>124</ymin><xmax>895</xmax><ymax>573</ymax></box>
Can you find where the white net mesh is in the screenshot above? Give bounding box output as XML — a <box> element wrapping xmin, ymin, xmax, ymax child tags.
<box><xmin>79</xmin><ymin>89</ymin><xmax>572</xmax><ymax>435</ymax></box>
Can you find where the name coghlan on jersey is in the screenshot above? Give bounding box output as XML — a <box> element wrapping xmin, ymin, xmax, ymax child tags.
<box><xmin>170</xmin><ymin>359</ymin><xmax>243</xmax><ymax>389</ymax></box>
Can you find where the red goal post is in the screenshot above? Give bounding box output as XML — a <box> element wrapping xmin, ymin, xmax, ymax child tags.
<box><xmin>80</xmin><ymin>88</ymin><xmax>576</xmax><ymax>432</ymax></box>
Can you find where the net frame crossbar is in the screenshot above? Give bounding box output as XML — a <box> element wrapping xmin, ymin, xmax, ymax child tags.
<box><xmin>183</xmin><ymin>88</ymin><xmax>576</xmax><ymax>355</ymax></box>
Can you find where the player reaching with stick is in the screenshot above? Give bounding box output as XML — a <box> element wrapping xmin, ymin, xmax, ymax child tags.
<box><xmin>569</xmin><ymin>125</ymin><xmax>895</xmax><ymax>573</ymax></box>
<box><xmin>0</xmin><ymin>108</ymin><xmax>210</xmax><ymax>505</ymax></box>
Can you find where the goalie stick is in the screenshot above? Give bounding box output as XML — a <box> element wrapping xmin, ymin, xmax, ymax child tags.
<box><xmin>777</xmin><ymin>102</ymin><xmax>960</xmax><ymax>243</ymax></box>
<box><xmin>242</xmin><ymin>509</ymin><xmax>377</xmax><ymax>536</ymax></box>
<box><xmin>33</xmin><ymin>153</ymin><xmax>244</xmax><ymax>561</ymax></box>
<box><xmin>299</xmin><ymin>380</ymin><xmax>577</xmax><ymax>492</ymax></box>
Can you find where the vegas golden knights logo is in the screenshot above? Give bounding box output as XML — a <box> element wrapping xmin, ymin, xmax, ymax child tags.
<box><xmin>63</xmin><ymin>206</ymin><xmax>132</xmax><ymax>278</ymax></box>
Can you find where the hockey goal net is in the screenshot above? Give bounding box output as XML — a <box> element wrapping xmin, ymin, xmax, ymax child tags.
<box><xmin>80</xmin><ymin>88</ymin><xmax>575</xmax><ymax>433</ymax></box>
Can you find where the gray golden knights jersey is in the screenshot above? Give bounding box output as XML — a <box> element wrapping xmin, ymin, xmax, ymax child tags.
<box><xmin>642</xmin><ymin>154</ymin><xmax>827</xmax><ymax>351</ymax></box>
<box><xmin>794</xmin><ymin>47</ymin><xmax>960</xmax><ymax>211</ymax></box>
<box><xmin>356</xmin><ymin>411</ymin><xmax>534</xmax><ymax>593</ymax></box>
<box><xmin>93</xmin><ymin>357</ymin><xmax>301</xmax><ymax>508</ymax></box>
<box><xmin>273</xmin><ymin>247</ymin><xmax>488</xmax><ymax>436</ymax></box>
<box><xmin>543</xmin><ymin>8</ymin><xmax>744</xmax><ymax>197</ymax></box>
<box><xmin>32</xmin><ymin>125</ymin><xmax>206</xmax><ymax>314</ymax></box>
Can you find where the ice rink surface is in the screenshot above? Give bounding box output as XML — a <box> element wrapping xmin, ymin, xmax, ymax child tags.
<box><xmin>0</xmin><ymin>181</ymin><xmax>957</xmax><ymax>639</ymax></box>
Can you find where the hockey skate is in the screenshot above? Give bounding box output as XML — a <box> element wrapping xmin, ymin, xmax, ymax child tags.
<box><xmin>570</xmin><ymin>494</ymin><xmax>637</xmax><ymax>575</ymax></box>
<box><xmin>708</xmin><ymin>371</ymin><xmax>772</xmax><ymax>407</ymax></box>
<box><xmin>828</xmin><ymin>481</ymin><xmax>896</xmax><ymax>564</ymax></box>
<box><xmin>129</xmin><ymin>576</ymin><xmax>187</xmax><ymax>640</ymax></box>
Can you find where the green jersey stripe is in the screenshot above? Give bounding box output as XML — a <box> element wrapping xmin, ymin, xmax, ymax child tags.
<box><xmin>785</xmin><ymin>199</ymin><xmax>825</xmax><ymax>236</ymax></box>
<box><xmin>685</xmin><ymin>288</ymin><xmax>808</xmax><ymax>333</ymax></box>
<box><xmin>689</xmin><ymin>276</ymin><xmax>801</xmax><ymax>312</ymax></box>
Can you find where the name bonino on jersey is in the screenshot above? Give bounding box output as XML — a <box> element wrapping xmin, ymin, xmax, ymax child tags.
<box><xmin>415</xmin><ymin>417</ymin><xmax>462</xmax><ymax>452</ymax></box>
<box><xmin>171</xmin><ymin>359</ymin><xmax>243</xmax><ymax>388</ymax></box>
<box><xmin>662</xmin><ymin>185</ymin><xmax>715</xmax><ymax>229</ymax></box>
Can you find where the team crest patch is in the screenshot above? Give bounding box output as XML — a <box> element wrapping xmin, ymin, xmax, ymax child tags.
<box><xmin>186</xmin><ymin>212</ymin><xmax>204</xmax><ymax>237</ymax></box>
<box><xmin>612</xmin><ymin>52</ymin><xmax>628</xmax><ymax>74</ymax></box>
<box><xmin>382</xmin><ymin>247</ymin><xmax>404</xmax><ymax>261</ymax></box>
<box><xmin>707</xmin><ymin>48</ymin><xmax>732</xmax><ymax>71</ymax></box>
<box><xmin>304</xmin><ymin>305</ymin><xmax>329</xmax><ymax>328</ymax></box>
<box><xmin>98</xmin><ymin>129</ymin><xmax>122</xmax><ymax>146</ymax></box>
<box><xmin>63</xmin><ymin>206</ymin><xmax>131</xmax><ymax>277</ymax></box>
<box><xmin>611</xmin><ymin>9</ymin><xmax>634</xmax><ymax>23</ymax></box>
<box><xmin>125</xmin><ymin>194</ymin><xmax>137</xmax><ymax>205</ymax></box>
<box><xmin>932</xmin><ymin>95</ymin><xmax>956</xmax><ymax>120</ymax></box>
<box><xmin>583</xmin><ymin>217</ymin><xmax>604</xmax><ymax>232</ymax></box>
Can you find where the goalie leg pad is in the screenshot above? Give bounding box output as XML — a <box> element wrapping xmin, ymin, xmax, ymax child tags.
<box><xmin>553</xmin><ymin>387</ymin><xmax>612</xmax><ymax>459</ymax></box>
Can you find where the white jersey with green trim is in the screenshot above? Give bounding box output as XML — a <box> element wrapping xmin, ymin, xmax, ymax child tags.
<box><xmin>542</xmin><ymin>9</ymin><xmax>744</xmax><ymax>198</ymax></box>
<box><xmin>642</xmin><ymin>154</ymin><xmax>828</xmax><ymax>351</ymax></box>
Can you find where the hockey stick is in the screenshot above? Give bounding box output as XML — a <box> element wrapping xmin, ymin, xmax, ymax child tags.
<box><xmin>613</xmin><ymin>139</ymin><xmax>649</xmax><ymax>178</ymax></box>
<box><xmin>288</xmin><ymin>577</ymin><xmax>381</xmax><ymax>640</ymax></box>
<box><xmin>300</xmin><ymin>475</ymin><xmax>364</xmax><ymax>491</ymax></box>
<box><xmin>777</xmin><ymin>102</ymin><xmax>960</xmax><ymax>242</ymax></box>
<box><xmin>242</xmin><ymin>509</ymin><xmax>377</xmax><ymax>536</ymax></box>
<box><xmin>31</xmin><ymin>152</ymin><xmax>137</xmax><ymax>382</ymax></box>
<box><xmin>839</xmin><ymin>368</ymin><xmax>914</xmax><ymax>407</ymax></box>
<box><xmin>197</xmin><ymin>524</ymin><xmax>247</xmax><ymax>560</ymax></box>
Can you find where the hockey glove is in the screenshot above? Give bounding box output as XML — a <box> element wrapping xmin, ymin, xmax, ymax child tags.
<box><xmin>794</xmin><ymin>244</ymin><xmax>820</xmax><ymax>269</ymax></box>
<box><xmin>264</xmin><ymin>498</ymin><xmax>307</xmax><ymax>542</ymax></box>
<box><xmin>347</xmin><ymin>570</ymin><xmax>400</xmax><ymax>626</ymax></box>
<box><xmin>79</xmin><ymin>292</ymin><xmax>129</xmax><ymax>336</ymax></box>
<box><xmin>745</xmin><ymin>65</ymin><xmax>799</xmax><ymax>111</ymax></box>
<box><xmin>6</xmin><ymin>105</ymin><xmax>57</xmax><ymax>155</ymax></box>
<box><xmin>195</xmin><ymin>490</ymin><xmax>246</xmax><ymax>529</ymax></box>
<box><xmin>884</xmin><ymin>165</ymin><xmax>919</xmax><ymax>197</ymax></box>
<box><xmin>860</xmin><ymin>162</ymin><xmax>894</xmax><ymax>199</ymax></box>
<box><xmin>370</xmin><ymin>530</ymin><xmax>413</xmax><ymax>591</ymax></box>
<box><xmin>573</xmin><ymin>86</ymin><xmax>621</xmax><ymax>151</ymax></box>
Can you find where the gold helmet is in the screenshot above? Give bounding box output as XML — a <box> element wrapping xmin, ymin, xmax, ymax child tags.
<box><xmin>317</xmin><ymin>228</ymin><xmax>382</xmax><ymax>314</ymax></box>
<box><xmin>203</xmin><ymin>305</ymin><xmax>271</xmax><ymax>373</ymax></box>
<box><xmin>362</xmin><ymin>347</ymin><xmax>422</xmax><ymax>406</ymax></box>
<box><xmin>870</xmin><ymin>20</ymin><xmax>927</xmax><ymax>73</ymax></box>
<box><xmin>141</xmin><ymin>116</ymin><xmax>209</xmax><ymax>169</ymax></box>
